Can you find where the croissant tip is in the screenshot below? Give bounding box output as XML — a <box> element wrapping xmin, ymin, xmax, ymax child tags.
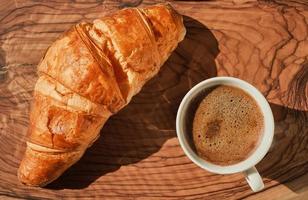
<box><xmin>18</xmin><ymin>175</ymin><xmax>49</xmax><ymax>187</ymax></box>
<box><xmin>17</xmin><ymin>161</ymin><xmax>50</xmax><ymax>187</ymax></box>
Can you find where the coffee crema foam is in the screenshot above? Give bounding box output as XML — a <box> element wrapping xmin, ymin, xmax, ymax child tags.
<box><xmin>192</xmin><ymin>85</ymin><xmax>264</xmax><ymax>165</ymax></box>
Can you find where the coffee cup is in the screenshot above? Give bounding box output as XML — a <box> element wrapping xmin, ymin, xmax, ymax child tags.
<box><xmin>176</xmin><ymin>77</ymin><xmax>274</xmax><ymax>192</ymax></box>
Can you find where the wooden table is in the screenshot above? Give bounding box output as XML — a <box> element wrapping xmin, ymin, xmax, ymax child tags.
<box><xmin>0</xmin><ymin>0</ymin><xmax>307</xmax><ymax>199</ymax></box>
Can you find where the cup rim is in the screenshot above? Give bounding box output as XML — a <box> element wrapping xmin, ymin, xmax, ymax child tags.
<box><xmin>176</xmin><ymin>76</ymin><xmax>274</xmax><ymax>174</ymax></box>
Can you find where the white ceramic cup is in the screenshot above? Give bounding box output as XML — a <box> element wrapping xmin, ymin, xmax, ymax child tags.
<box><xmin>176</xmin><ymin>77</ymin><xmax>274</xmax><ymax>192</ymax></box>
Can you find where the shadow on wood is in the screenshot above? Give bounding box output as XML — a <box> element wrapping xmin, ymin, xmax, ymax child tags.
<box><xmin>119</xmin><ymin>0</ymin><xmax>143</xmax><ymax>8</ymax></box>
<box><xmin>286</xmin><ymin>63</ymin><xmax>308</xmax><ymax>111</ymax></box>
<box><xmin>0</xmin><ymin>47</ymin><xmax>5</xmax><ymax>67</ymax></box>
<box><xmin>0</xmin><ymin>45</ymin><xmax>6</xmax><ymax>82</ymax></box>
<box><xmin>256</xmin><ymin>103</ymin><xmax>308</xmax><ymax>194</ymax></box>
<box><xmin>47</xmin><ymin>15</ymin><xmax>219</xmax><ymax>189</ymax></box>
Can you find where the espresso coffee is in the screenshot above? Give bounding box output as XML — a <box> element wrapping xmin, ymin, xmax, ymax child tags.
<box><xmin>192</xmin><ymin>85</ymin><xmax>264</xmax><ymax>165</ymax></box>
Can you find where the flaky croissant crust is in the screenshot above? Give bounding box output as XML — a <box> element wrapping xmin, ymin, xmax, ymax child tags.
<box><xmin>18</xmin><ymin>3</ymin><xmax>186</xmax><ymax>187</ymax></box>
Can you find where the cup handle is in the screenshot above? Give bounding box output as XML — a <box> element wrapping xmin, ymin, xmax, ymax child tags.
<box><xmin>243</xmin><ymin>166</ymin><xmax>264</xmax><ymax>192</ymax></box>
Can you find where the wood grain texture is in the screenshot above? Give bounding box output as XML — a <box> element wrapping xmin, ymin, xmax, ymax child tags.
<box><xmin>0</xmin><ymin>0</ymin><xmax>307</xmax><ymax>199</ymax></box>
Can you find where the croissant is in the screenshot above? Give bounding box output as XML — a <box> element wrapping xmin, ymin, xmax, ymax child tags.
<box><xmin>17</xmin><ymin>4</ymin><xmax>186</xmax><ymax>187</ymax></box>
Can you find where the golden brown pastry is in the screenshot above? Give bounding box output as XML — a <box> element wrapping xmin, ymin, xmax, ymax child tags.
<box><xmin>18</xmin><ymin>4</ymin><xmax>186</xmax><ymax>187</ymax></box>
